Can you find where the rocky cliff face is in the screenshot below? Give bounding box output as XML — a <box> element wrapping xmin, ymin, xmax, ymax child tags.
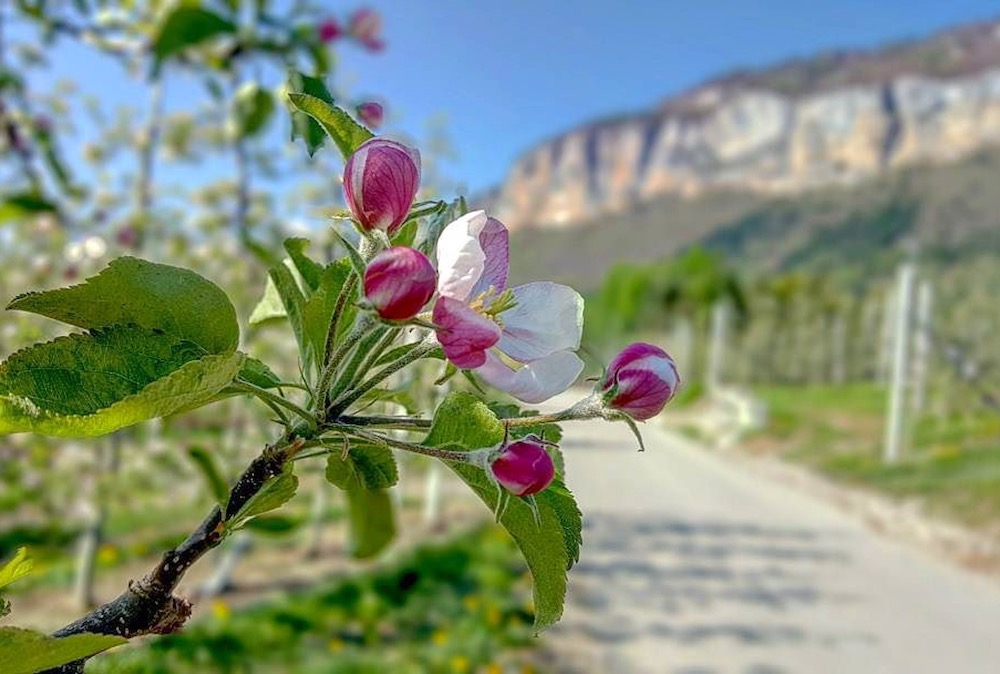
<box><xmin>492</xmin><ymin>19</ymin><xmax>1000</xmax><ymax>229</ymax></box>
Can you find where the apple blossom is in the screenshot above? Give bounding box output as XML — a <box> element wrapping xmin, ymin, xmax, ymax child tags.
<box><xmin>363</xmin><ymin>247</ymin><xmax>436</xmax><ymax>321</ymax></box>
<box><xmin>601</xmin><ymin>343</ymin><xmax>680</xmax><ymax>420</ymax></box>
<box><xmin>357</xmin><ymin>101</ymin><xmax>383</xmax><ymax>129</ymax></box>
<box><xmin>491</xmin><ymin>436</ymin><xmax>555</xmax><ymax>497</ymax></box>
<box><xmin>433</xmin><ymin>211</ymin><xmax>584</xmax><ymax>403</ymax></box>
<box><xmin>343</xmin><ymin>138</ymin><xmax>421</xmax><ymax>235</ymax></box>
<box><xmin>318</xmin><ymin>18</ymin><xmax>342</xmax><ymax>43</ymax></box>
<box><xmin>348</xmin><ymin>8</ymin><xmax>384</xmax><ymax>51</ymax></box>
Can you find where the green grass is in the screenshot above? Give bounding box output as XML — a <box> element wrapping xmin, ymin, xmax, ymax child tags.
<box><xmin>752</xmin><ymin>384</ymin><xmax>1000</xmax><ymax>528</ymax></box>
<box><xmin>89</xmin><ymin>525</ymin><xmax>542</xmax><ymax>674</ymax></box>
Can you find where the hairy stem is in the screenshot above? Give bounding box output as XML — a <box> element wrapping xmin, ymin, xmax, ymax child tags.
<box><xmin>232</xmin><ymin>381</ymin><xmax>315</xmax><ymax>427</ymax></box>
<box><xmin>338</xmin><ymin>415</ymin><xmax>432</xmax><ymax>430</ymax></box>
<box><xmin>328</xmin><ymin>340</ymin><xmax>438</xmax><ymax>417</ymax></box>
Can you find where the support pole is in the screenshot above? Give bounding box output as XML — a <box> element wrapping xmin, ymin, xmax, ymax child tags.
<box><xmin>884</xmin><ymin>263</ymin><xmax>915</xmax><ymax>464</ymax></box>
<box><xmin>911</xmin><ymin>280</ymin><xmax>933</xmax><ymax>414</ymax></box>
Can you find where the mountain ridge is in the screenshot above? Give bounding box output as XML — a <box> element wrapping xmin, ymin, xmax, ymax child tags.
<box><xmin>487</xmin><ymin>16</ymin><xmax>1000</xmax><ymax>231</ymax></box>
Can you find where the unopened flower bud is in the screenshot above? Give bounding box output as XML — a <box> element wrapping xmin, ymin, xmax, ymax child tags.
<box><xmin>116</xmin><ymin>226</ymin><xmax>138</xmax><ymax>249</ymax></box>
<box><xmin>357</xmin><ymin>101</ymin><xmax>383</xmax><ymax>129</ymax></box>
<box><xmin>343</xmin><ymin>138</ymin><xmax>421</xmax><ymax>235</ymax></box>
<box><xmin>600</xmin><ymin>343</ymin><xmax>679</xmax><ymax>421</ymax></box>
<box><xmin>363</xmin><ymin>247</ymin><xmax>436</xmax><ymax>320</ymax></box>
<box><xmin>318</xmin><ymin>18</ymin><xmax>342</xmax><ymax>43</ymax></box>
<box><xmin>491</xmin><ymin>437</ymin><xmax>555</xmax><ymax>497</ymax></box>
<box><xmin>348</xmin><ymin>8</ymin><xmax>384</xmax><ymax>51</ymax></box>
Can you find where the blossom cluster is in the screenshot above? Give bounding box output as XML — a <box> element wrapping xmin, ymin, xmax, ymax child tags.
<box><xmin>343</xmin><ymin>136</ymin><xmax>680</xmax><ymax>498</ymax></box>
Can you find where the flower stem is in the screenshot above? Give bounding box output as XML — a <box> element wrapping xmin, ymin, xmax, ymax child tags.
<box><xmin>318</xmin><ymin>313</ymin><xmax>375</xmax><ymax>408</ymax></box>
<box><xmin>338</xmin><ymin>415</ymin><xmax>432</xmax><ymax>430</ymax></box>
<box><xmin>503</xmin><ymin>394</ymin><xmax>605</xmax><ymax>427</ymax></box>
<box><xmin>232</xmin><ymin>381</ymin><xmax>315</xmax><ymax>427</ymax></box>
<box><xmin>328</xmin><ymin>339</ymin><xmax>439</xmax><ymax>417</ymax></box>
<box><xmin>345</xmin><ymin>428</ymin><xmax>475</xmax><ymax>463</ymax></box>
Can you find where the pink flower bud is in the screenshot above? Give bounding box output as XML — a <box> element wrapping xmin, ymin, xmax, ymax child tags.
<box><xmin>116</xmin><ymin>226</ymin><xmax>138</xmax><ymax>249</ymax></box>
<box><xmin>348</xmin><ymin>8</ymin><xmax>384</xmax><ymax>51</ymax></box>
<box><xmin>357</xmin><ymin>101</ymin><xmax>383</xmax><ymax>129</ymax></box>
<box><xmin>601</xmin><ymin>343</ymin><xmax>680</xmax><ymax>421</ymax></box>
<box><xmin>318</xmin><ymin>18</ymin><xmax>342</xmax><ymax>43</ymax></box>
<box><xmin>491</xmin><ymin>438</ymin><xmax>555</xmax><ymax>497</ymax></box>
<box><xmin>363</xmin><ymin>247</ymin><xmax>436</xmax><ymax>320</ymax></box>
<box><xmin>343</xmin><ymin>138</ymin><xmax>421</xmax><ymax>235</ymax></box>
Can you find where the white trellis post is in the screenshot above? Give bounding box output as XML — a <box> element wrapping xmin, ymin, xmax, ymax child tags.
<box><xmin>831</xmin><ymin>313</ymin><xmax>847</xmax><ymax>384</ymax></box>
<box><xmin>878</xmin><ymin>289</ymin><xmax>897</xmax><ymax>385</ymax></box>
<box><xmin>911</xmin><ymin>280</ymin><xmax>933</xmax><ymax>414</ymax></box>
<box><xmin>670</xmin><ymin>318</ymin><xmax>694</xmax><ymax>379</ymax></box>
<box><xmin>706</xmin><ymin>301</ymin><xmax>728</xmax><ymax>393</ymax></box>
<box><xmin>884</xmin><ymin>263</ymin><xmax>915</xmax><ymax>464</ymax></box>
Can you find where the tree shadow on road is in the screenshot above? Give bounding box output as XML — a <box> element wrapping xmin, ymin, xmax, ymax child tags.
<box><xmin>546</xmin><ymin>513</ymin><xmax>877</xmax><ymax>674</ymax></box>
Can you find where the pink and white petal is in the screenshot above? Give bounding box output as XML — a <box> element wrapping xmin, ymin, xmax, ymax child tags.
<box><xmin>470</xmin><ymin>217</ymin><xmax>509</xmax><ymax>297</ymax></box>
<box><xmin>432</xmin><ymin>296</ymin><xmax>501</xmax><ymax>369</ymax></box>
<box><xmin>497</xmin><ymin>282</ymin><xmax>584</xmax><ymax>362</ymax></box>
<box><xmin>477</xmin><ymin>350</ymin><xmax>584</xmax><ymax>404</ymax></box>
<box><xmin>435</xmin><ymin>210</ymin><xmax>489</xmax><ymax>302</ymax></box>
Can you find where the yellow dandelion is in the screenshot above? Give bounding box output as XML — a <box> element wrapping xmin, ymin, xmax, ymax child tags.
<box><xmin>96</xmin><ymin>545</ymin><xmax>119</xmax><ymax>566</ymax></box>
<box><xmin>486</xmin><ymin>607</ymin><xmax>503</xmax><ymax>627</ymax></box>
<box><xmin>210</xmin><ymin>599</ymin><xmax>231</xmax><ymax>621</ymax></box>
<box><xmin>432</xmin><ymin>630</ymin><xmax>449</xmax><ymax>646</ymax></box>
<box><xmin>328</xmin><ymin>638</ymin><xmax>345</xmax><ymax>653</ymax></box>
<box><xmin>450</xmin><ymin>655</ymin><xmax>470</xmax><ymax>672</ymax></box>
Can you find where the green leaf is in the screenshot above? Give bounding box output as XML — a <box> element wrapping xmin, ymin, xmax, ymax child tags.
<box><xmin>0</xmin><ymin>327</ymin><xmax>243</xmax><ymax>437</ymax></box>
<box><xmin>325</xmin><ymin>441</ymin><xmax>398</xmax><ymax>559</ymax></box>
<box><xmin>287</xmin><ymin>93</ymin><xmax>374</xmax><ymax>161</ymax></box>
<box><xmin>267</xmin><ymin>262</ymin><xmax>310</xmax><ymax>370</ymax></box>
<box><xmin>374</xmin><ymin>341</ymin><xmax>425</xmax><ymax>368</ymax></box>
<box><xmin>301</xmin><ymin>260</ymin><xmax>354</xmax><ymax>376</ymax></box>
<box><xmin>345</xmin><ymin>488</ymin><xmax>395</xmax><ymax>559</ymax></box>
<box><xmin>232</xmin><ymin>82</ymin><xmax>274</xmax><ymax>138</ymax></box>
<box><xmin>187</xmin><ymin>446</ymin><xmax>229</xmax><ymax>505</ymax></box>
<box><xmin>0</xmin><ymin>628</ymin><xmax>126</xmax><ymax>674</ymax></box>
<box><xmin>287</xmin><ymin>72</ymin><xmax>334</xmax><ymax>156</ymax></box>
<box><xmin>0</xmin><ymin>547</ymin><xmax>31</xmax><ymax>618</ymax></box>
<box><xmin>0</xmin><ymin>548</ymin><xmax>32</xmax><ymax>590</ymax></box>
<box><xmin>226</xmin><ymin>464</ymin><xmax>298</xmax><ymax>527</ymax></box>
<box><xmin>241</xmin><ymin>514</ymin><xmax>302</xmax><ymax>536</ymax></box>
<box><xmin>152</xmin><ymin>6</ymin><xmax>237</xmax><ymax>73</ymax></box>
<box><xmin>391</xmin><ymin>219</ymin><xmax>419</xmax><ymax>248</ymax></box>
<box><xmin>237</xmin><ymin>357</ymin><xmax>282</xmax><ymax>389</ymax></box>
<box><xmin>248</xmin><ymin>274</ymin><xmax>286</xmax><ymax>326</ymax></box>
<box><xmin>0</xmin><ymin>192</ymin><xmax>58</xmax><ymax>224</ymax></box>
<box><xmin>330</xmin><ymin>229</ymin><xmax>367</xmax><ymax>278</ymax></box>
<box><xmin>354</xmin><ymin>387</ymin><xmax>418</xmax><ymax>415</ymax></box>
<box><xmin>425</xmin><ymin>392</ymin><xmax>583</xmax><ymax>632</ymax></box>
<box><xmin>283</xmin><ymin>238</ymin><xmax>325</xmax><ymax>291</ymax></box>
<box><xmin>8</xmin><ymin>257</ymin><xmax>238</xmax><ymax>355</ymax></box>
<box><xmin>325</xmin><ymin>442</ymin><xmax>398</xmax><ymax>490</ymax></box>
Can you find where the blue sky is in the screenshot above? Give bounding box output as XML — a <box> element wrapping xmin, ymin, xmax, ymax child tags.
<box><xmin>17</xmin><ymin>1</ymin><xmax>1000</xmax><ymax>197</ymax></box>
<box><xmin>340</xmin><ymin>0</ymin><xmax>998</xmax><ymax>192</ymax></box>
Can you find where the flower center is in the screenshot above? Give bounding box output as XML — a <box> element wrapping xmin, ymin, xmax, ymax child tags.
<box><xmin>468</xmin><ymin>286</ymin><xmax>517</xmax><ymax>323</ymax></box>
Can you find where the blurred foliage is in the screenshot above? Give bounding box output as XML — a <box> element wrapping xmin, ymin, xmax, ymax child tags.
<box><xmin>90</xmin><ymin>525</ymin><xmax>543</xmax><ymax>673</ymax></box>
<box><xmin>750</xmin><ymin>385</ymin><xmax>1000</xmax><ymax>529</ymax></box>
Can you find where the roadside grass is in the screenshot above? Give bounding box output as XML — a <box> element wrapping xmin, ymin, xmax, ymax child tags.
<box><xmin>90</xmin><ymin>525</ymin><xmax>542</xmax><ymax>674</ymax></box>
<box><xmin>749</xmin><ymin>384</ymin><xmax>1000</xmax><ymax>529</ymax></box>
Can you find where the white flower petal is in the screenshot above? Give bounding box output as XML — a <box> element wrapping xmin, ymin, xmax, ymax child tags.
<box><xmin>477</xmin><ymin>350</ymin><xmax>584</xmax><ymax>404</ymax></box>
<box><xmin>435</xmin><ymin>210</ymin><xmax>489</xmax><ymax>302</ymax></box>
<box><xmin>498</xmin><ymin>282</ymin><xmax>584</xmax><ymax>362</ymax></box>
